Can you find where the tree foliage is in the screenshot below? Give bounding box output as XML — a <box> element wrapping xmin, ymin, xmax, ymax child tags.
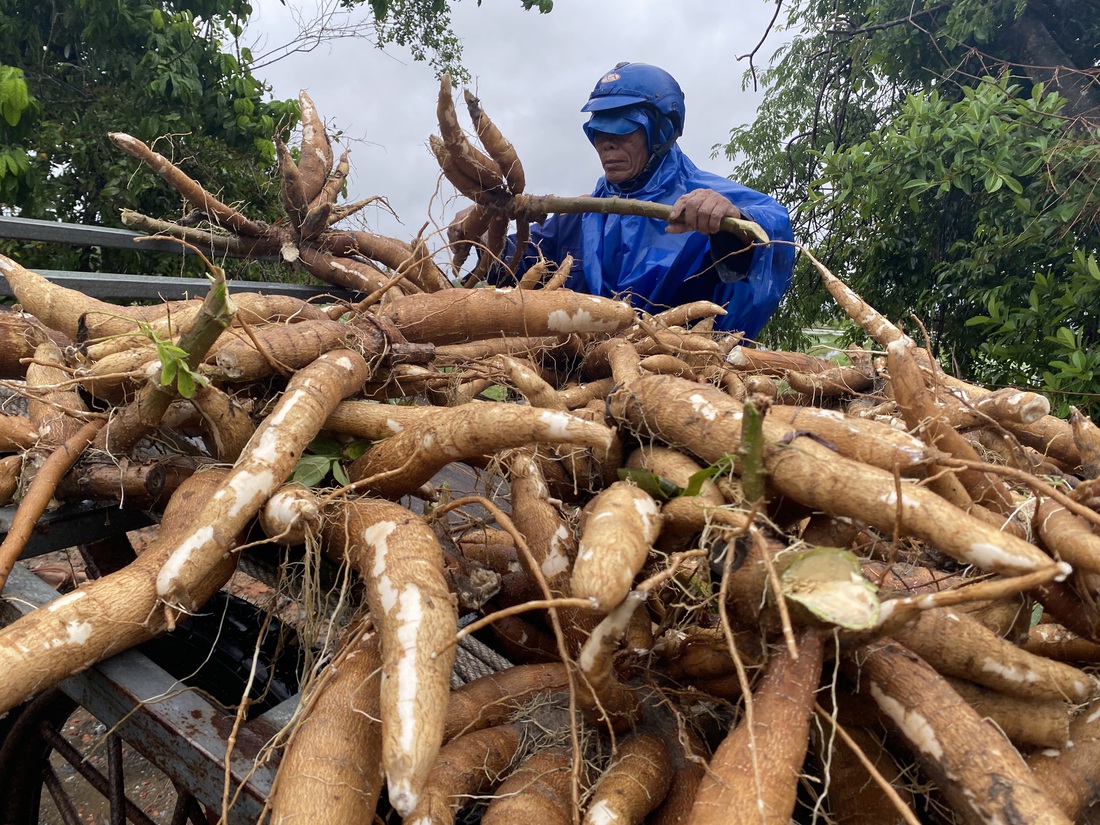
<box><xmin>0</xmin><ymin>0</ymin><xmax>552</xmax><ymax>276</ymax></box>
<box><xmin>355</xmin><ymin>0</ymin><xmax>552</xmax><ymax>79</ymax></box>
<box><xmin>731</xmin><ymin>0</ymin><xmax>1100</xmax><ymax>413</ymax></box>
<box><xmin>0</xmin><ymin>0</ymin><xmax>299</xmax><ymax>275</ymax></box>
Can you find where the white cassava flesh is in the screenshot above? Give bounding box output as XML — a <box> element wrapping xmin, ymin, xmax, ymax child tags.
<box><xmin>572</xmin><ymin>481</ymin><xmax>662</xmax><ymax>612</ymax></box>
<box><xmin>156</xmin><ymin>349</ymin><xmax>370</xmax><ymax>617</ymax></box>
<box><xmin>259</xmin><ymin>483</ymin><xmax>324</xmax><ymax>546</ymax></box>
<box><xmin>323</xmin><ymin>499</ymin><xmax>458</xmax><ymax>818</ymax></box>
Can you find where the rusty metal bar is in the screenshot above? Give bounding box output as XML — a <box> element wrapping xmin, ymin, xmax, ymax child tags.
<box><xmin>2</xmin><ymin>563</ymin><xmax>281</xmax><ymax>825</ymax></box>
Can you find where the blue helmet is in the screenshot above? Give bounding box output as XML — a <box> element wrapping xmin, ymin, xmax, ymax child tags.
<box><xmin>581</xmin><ymin>62</ymin><xmax>686</xmax><ymax>144</ymax></box>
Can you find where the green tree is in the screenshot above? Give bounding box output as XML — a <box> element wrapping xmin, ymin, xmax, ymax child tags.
<box><xmin>728</xmin><ymin>0</ymin><xmax>1100</xmax><ymax>412</ymax></box>
<box><xmin>0</xmin><ymin>0</ymin><xmax>552</xmax><ymax>277</ymax></box>
<box><xmin>0</xmin><ymin>0</ymin><xmax>298</xmax><ymax>275</ymax></box>
<box><xmin>356</xmin><ymin>0</ymin><xmax>552</xmax><ymax>79</ymax></box>
<box><xmin>818</xmin><ymin>78</ymin><xmax>1100</xmax><ymax>412</ymax></box>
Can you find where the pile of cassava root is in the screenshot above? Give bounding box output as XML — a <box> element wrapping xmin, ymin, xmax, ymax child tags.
<box><xmin>2</xmin><ymin>86</ymin><xmax>1100</xmax><ymax>825</ymax></box>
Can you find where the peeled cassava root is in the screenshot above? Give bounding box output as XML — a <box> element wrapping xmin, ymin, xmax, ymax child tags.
<box><xmin>321</xmin><ymin>497</ymin><xmax>458</xmax><ymax>817</ymax></box>
<box><xmin>6</xmin><ymin>92</ymin><xmax>1100</xmax><ymax>825</ymax></box>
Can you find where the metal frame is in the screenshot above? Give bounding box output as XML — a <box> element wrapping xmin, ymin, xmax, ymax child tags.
<box><xmin>0</xmin><ymin>215</ymin><xmax>360</xmax><ymax>303</ymax></box>
<box><xmin>5</xmin><ymin>501</ymin><xmax>155</xmax><ymax>560</ymax></box>
<box><xmin>0</xmin><ymin>214</ymin><xmax>319</xmax><ymax>823</ymax></box>
<box><xmin>1</xmin><ymin>562</ymin><xmax>292</xmax><ymax>825</ymax></box>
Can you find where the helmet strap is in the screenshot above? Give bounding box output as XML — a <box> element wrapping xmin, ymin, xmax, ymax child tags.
<box><xmin>615</xmin><ymin>134</ymin><xmax>677</xmax><ymax>193</ymax></box>
<box><xmin>632</xmin><ymin>104</ymin><xmax>679</xmax><ymax>180</ymax></box>
<box><xmin>648</xmin><ymin>133</ymin><xmax>678</xmax><ymax>166</ymax></box>
<box><xmin>635</xmin><ymin>133</ymin><xmax>678</xmax><ymax>183</ymax></box>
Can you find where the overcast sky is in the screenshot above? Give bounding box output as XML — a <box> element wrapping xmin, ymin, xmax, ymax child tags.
<box><xmin>245</xmin><ymin>0</ymin><xmax>786</xmax><ymax>249</ymax></box>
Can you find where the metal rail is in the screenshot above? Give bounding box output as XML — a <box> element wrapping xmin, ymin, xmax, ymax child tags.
<box><xmin>5</xmin><ymin>500</ymin><xmax>155</xmax><ymax>560</ymax></box>
<box><xmin>0</xmin><ymin>214</ymin><xmax>319</xmax><ymax>822</ymax></box>
<box><xmin>0</xmin><ymin>215</ymin><xmax>360</xmax><ymax>303</ymax></box>
<box><xmin>0</xmin><ymin>215</ymin><xmax>212</xmax><ymax>255</ymax></box>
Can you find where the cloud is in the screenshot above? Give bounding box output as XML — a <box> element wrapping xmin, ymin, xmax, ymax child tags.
<box><xmin>247</xmin><ymin>0</ymin><xmax>781</xmax><ymax>253</ymax></box>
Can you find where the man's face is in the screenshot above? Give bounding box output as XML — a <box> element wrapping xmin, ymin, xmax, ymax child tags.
<box><xmin>593</xmin><ymin>129</ymin><xmax>649</xmax><ymax>184</ymax></box>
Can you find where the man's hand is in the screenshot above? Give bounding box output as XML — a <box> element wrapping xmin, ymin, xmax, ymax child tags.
<box><xmin>447</xmin><ymin>204</ymin><xmax>477</xmax><ymax>245</ymax></box>
<box><xmin>667</xmin><ymin>188</ymin><xmax>743</xmax><ymax>235</ymax></box>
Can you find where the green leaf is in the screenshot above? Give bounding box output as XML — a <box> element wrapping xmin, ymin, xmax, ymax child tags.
<box><xmin>343</xmin><ymin>439</ymin><xmax>372</xmax><ymax>461</ymax></box>
<box><xmin>781</xmin><ymin>547</ymin><xmax>880</xmax><ymax>629</ymax></box>
<box><xmin>0</xmin><ymin>66</ymin><xmax>30</xmax><ymax>127</ymax></box>
<box><xmin>292</xmin><ymin>455</ymin><xmax>331</xmax><ymax>488</ymax></box>
<box><xmin>175</xmin><ymin>368</ymin><xmax>195</xmax><ymax>398</ymax></box>
<box><xmin>308</xmin><ymin>434</ymin><xmax>345</xmax><ymax>457</ymax></box>
<box><xmin>1030</xmin><ymin>601</ymin><xmax>1044</xmax><ymax>628</ymax></box>
<box><xmin>682</xmin><ymin>466</ymin><xmax>719</xmax><ymax>498</ymax></box>
<box><xmin>1088</xmin><ymin>255</ymin><xmax>1100</xmax><ymax>282</ymax></box>
<box><xmin>683</xmin><ymin>455</ymin><xmax>736</xmax><ymax>497</ymax></box>
<box><xmin>160</xmin><ymin>358</ymin><xmax>178</xmax><ymax>387</ymax></box>
<box><xmin>332</xmin><ymin>462</ymin><xmax>350</xmax><ymax>487</ymax></box>
<box><xmin>616</xmin><ymin>468</ymin><xmax>681</xmax><ymax>502</ymax></box>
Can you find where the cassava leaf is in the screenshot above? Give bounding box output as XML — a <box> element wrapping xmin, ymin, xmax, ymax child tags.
<box><xmin>616</xmin><ymin>467</ymin><xmax>682</xmax><ymax>502</ymax></box>
<box><xmin>332</xmin><ymin>462</ymin><xmax>350</xmax><ymax>487</ymax></box>
<box><xmin>175</xmin><ymin>368</ymin><xmax>195</xmax><ymax>398</ymax></box>
<box><xmin>308</xmin><ymin>434</ymin><xmax>345</xmax><ymax>457</ymax></box>
<box><xmin>781</xmin><ymin>547</ymin><xmax>880</xmax><ymax>630</ymax></box>
<box><xmin>292</xmin><ymin>455</ymin><xmax>332</xmax><ymax>488</ymax></box>
<box><xmin>159</xmin><ymin>358</ymin><xmax>178</xmax><ymax>387</ymax></box>
<box><xmin>343</xmin><ymin>439</ymin><xmax>372</xmax><ymax>461</ymax></box>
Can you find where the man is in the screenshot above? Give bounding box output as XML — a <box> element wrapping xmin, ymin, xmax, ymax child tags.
<box><xmin>484</xmin><ymin>62</ymin><xmax>796</xmax><ymax>340</ymax></box>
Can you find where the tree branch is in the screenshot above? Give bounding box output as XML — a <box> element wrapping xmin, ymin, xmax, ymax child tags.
<box><xmin>828</xmin><ymin>3</ymin><xmax>950</xmax><ymax>37</ymax></box>
<box><xmin>736</xmin><ymin>0</ymin><xmax>786</xmax><ymax>92</ymax></box>
<box><xmin>992</xmin><ymin>6</ymin><xmax>1100</xmax><ymax>124</ymax></box>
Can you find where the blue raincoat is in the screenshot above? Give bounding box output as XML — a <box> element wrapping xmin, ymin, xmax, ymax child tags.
<box><xmin>498</xmin><ymin>144</ymin><xmax>795</xmax><ymax>339</ymax></box>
